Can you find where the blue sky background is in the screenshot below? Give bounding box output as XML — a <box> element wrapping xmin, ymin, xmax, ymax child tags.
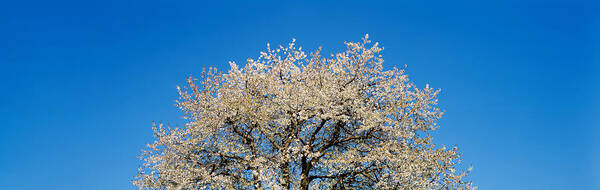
<box><xmin>0</xmin><ymin>0</ymin><xmax>598</xmax><ymax>189</ymax></box>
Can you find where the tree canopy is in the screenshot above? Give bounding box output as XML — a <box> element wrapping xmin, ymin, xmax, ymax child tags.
<box><xmin>134</xmin><ymin>35</ymin><xmax>473</xmax><ymax>190</ymax></box>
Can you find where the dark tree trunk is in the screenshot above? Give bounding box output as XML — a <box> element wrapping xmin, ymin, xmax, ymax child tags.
<box><xmin>300</xmin><ymin>156</ymin><xmax>311</xmax><ymax>190</ymax></box>
<box><xmin>281</xmin><ymin>161</ymin><xmax>291</xmax><ymax>189</ymax></box>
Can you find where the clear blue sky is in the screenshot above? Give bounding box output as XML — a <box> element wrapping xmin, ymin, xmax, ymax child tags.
<box><xmin>0</xmin><ymin>0</ymin><xmax>598</xmax><ymax>189</ymax></box>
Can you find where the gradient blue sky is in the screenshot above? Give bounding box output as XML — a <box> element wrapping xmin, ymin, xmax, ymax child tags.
<box><xmin>1</xmin><ymin>0</ymin><xmax>598</xmax><ymax>189</ymax></box>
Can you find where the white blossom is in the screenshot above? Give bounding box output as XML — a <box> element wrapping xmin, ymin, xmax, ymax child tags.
<box><xmin>134</xmin><ymin>35</ymin><xmax>474</xmax><ymax>190</ymax></box>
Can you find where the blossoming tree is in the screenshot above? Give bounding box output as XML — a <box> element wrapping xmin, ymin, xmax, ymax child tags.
<box><xmin>134</xmin><ymin>35</ymin><xmax>473</xmax><ymax>190</ymax></box>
